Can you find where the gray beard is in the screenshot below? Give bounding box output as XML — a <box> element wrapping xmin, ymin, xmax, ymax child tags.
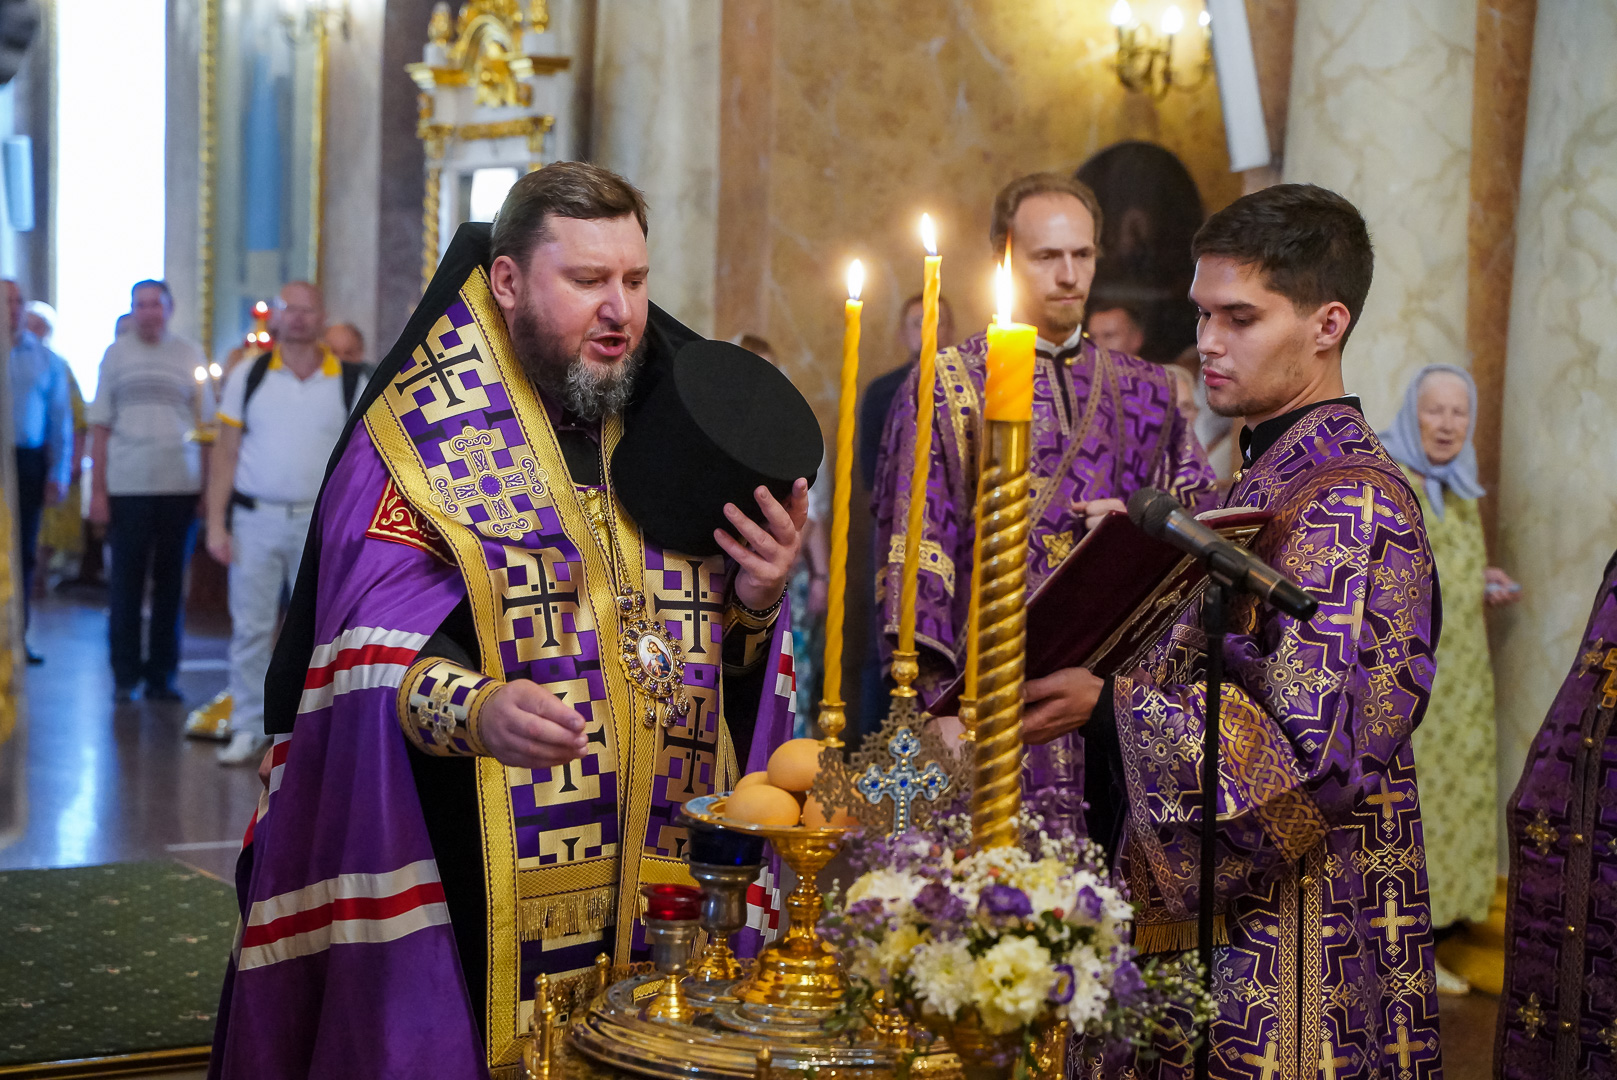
<box><xmin>510</xmin><ymin>297</ymin><xmax>646</xmax><ymax>422</ymax></box>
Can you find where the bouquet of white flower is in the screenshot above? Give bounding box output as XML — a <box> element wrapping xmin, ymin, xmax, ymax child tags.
<box><xmin>821</xmin><ymin>801</ymin><xmax>1210</xmax><ymax>1078</ymax></box>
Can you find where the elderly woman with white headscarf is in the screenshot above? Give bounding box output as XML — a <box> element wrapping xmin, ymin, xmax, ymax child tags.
<box><xmin>1379</xmin><ymin>363</ymin><xmax>1520</xmax><ymax>996</ymax></box>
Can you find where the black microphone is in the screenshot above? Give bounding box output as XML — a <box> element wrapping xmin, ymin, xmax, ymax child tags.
<box><xmin>1127</xmin><ymin>487</ymin><xmax>1319</xmax><ymax>621</ymax></box>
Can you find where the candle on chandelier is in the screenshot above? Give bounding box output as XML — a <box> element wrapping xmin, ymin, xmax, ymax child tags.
<box><xmin>896</xmin><ymin>215</ymin><xmax>942</xmax><ymax>655</ymax></box>
<box><xmin>985</xmin><ymin>257</ymin><xmax>1036</xmax><ymax>422</ymax></box>
<box><xmin>820</xmin><ymin>260</ymin><xmax>863</xmax><ymax>709</ymax></box>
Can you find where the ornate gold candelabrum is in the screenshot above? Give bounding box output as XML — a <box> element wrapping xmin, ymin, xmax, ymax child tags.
<box><xmin>971</xmin><ymin>417</ymin><xmax>1030</xmax><ymax>850</ymax></box>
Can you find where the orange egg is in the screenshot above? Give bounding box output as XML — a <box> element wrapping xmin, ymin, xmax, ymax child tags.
<box><xmin>724</xmin><ymin>784</ymin><xmax>802</xmax><ymax>827</ymax></box>
<box><xmin>733</xmin><ymin>771</ymin><xmax>771</xmax><ymax>793</ymax></box>
<box><xmin>802</xmin><ymin>794</ymin><xmax>859</xmax><ymax>830</ymax></box>
<box><xmin>766</xmin><ymin>738</ymin><xmax>823</xmax><ymax>792</ymax></box>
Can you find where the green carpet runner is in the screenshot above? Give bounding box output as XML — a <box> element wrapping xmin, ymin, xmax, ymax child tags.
<box><xmin>0</xmin><ymin>861</ymin><xmax>237</xmax><ymax>1069</ymax></box>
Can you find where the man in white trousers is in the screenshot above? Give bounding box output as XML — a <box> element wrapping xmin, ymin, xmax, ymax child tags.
<box><xmin>206</xmin><ymin>281</ymin><xmax>362</xmax><ymax>764</ymax></box>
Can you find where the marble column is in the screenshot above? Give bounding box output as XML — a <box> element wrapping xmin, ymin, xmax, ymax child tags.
<box><xmin>1466</xmin><ymin>0</ymin><xmax>1537</xmax><ymax>550</ymax></box>
<box><xmin>320</xmin><ymin>0</ymin><xmax>385</xmax><ymax>348</ymax></box>
<box><xmin>1282</xmin><ymin>0</ymin><xmax>1478</xmax><ymax>426</ymax></box>
<box><xmin>1493</xmin><ymin>0</ymin><xmax>1617</xmax><ymax>839</ymax></box>
<box><xmin>590</xmin><ymin>0</ymin><xmax>721</xmax><ymax>336</ymax></box>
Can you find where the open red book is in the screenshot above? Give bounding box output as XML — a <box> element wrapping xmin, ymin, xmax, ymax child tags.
<box><xmin>928</xmin><ymin>506</ymin><xmax>1273</xmax><ymax>718</ymax></box>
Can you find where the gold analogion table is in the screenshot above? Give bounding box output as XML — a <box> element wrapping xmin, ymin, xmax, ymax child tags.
<box><xmin>564</xmin><ymin>795</ymin><xmax>960</xmax><ymax>1080</ymax></box>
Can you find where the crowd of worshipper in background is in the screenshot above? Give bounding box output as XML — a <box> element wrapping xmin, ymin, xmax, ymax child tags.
<box><xmin>7</xmin><ymin>277</ymin><xmax>372</xmax><ymax>738</ymax></box>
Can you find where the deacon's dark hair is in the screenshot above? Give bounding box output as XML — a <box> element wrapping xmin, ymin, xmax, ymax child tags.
<box><xmin>131</xmin><ymin>279</ymin><xmax>173</xmax><ymax>306</ymax></box>
<box><xmin>1192</xmin><ymin>183</ymin><xmax>1374</xmax><ymax>348</ymax></box>
<box><xmin>490</xmin><ymin>161</ymin><xmax>649</xmax><ymax>268</ymax></box>
<box><xmin>989</xmin><ymin>173</ymin><xmax>1104</xmax><ymax>258</ymax></box>
<box><xmin>1087</xmin><ymin>296</ymin><xmax>1143</xmax><ymax>329</ymax></box>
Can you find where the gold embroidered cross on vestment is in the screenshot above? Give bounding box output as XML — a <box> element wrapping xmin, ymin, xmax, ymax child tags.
<box><xmin>431</xmin><ymin>424</ymin><xmax>542</xmax><ymax>540</ymax></box>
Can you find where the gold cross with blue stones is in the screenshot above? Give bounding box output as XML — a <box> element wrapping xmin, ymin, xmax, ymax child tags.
<box><xmin>430</xmin><ymin>425</ymin><xmax>541</xmax><ymax>540</ymax></box>
<box><xmin>855</xmin><ymin>726</ymin><xmax>950</xmax><ymax>834</ymax></box>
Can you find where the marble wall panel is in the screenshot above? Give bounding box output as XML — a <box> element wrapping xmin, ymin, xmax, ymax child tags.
<box><xmin>592</xmin><ymin>0</ymin><xmax>721</xmax><ymax>335</ymax></box>
<box><xmin>747</xmin><ymin>0</ymin><xmax>1243</xmax><ymax>429</ymax></box>
<box><xmin>1282</xmin><ymin>0</ymin><xmax>1477</xmax><ymax>427</ymax></box>
<box><xmin>1492</xmin><ymin>0</ymin><xmax>1617</xmax><ymax>852</ymax></box>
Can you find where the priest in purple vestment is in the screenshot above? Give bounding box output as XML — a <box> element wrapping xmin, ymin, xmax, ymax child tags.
<box><xmin>1067</xmin><ymin>185</ymin><xmax>1443</xmax><ymax>1077</ymax></box>
<box><xmin>871</xmin><ymin>171</ymin><xmax>1216</xmax><ymax>832</ymax></box>
<box><xmin>209</xmin><ymin>164</ymin><xmax>806</xmax><ymax>1080</ymax></box>
<box><xmin>1496</xmin><ymin>551</ymin><xmax>1617</xmax><ymax>1079</ymax></box>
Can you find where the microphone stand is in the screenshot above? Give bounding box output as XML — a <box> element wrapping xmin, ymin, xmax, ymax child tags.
<box><xmin>1192</xmin><ymin>581</ymin><xmax>1227</xmax><ymax>1080</ymax></box>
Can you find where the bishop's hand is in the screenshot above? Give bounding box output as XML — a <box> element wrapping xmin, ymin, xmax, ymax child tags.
<box><xmin>715</xmin><ymin>479</ymin><xmax>810</xmax><ymax>612</ymax></box>
<box><xmin>480</xmin><ymin>680</ymin><xmax>590</xmax><ymax>770</ymax></box>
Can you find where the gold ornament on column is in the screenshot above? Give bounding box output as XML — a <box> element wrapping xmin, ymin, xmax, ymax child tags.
<box><xmin>196</xmin><ymin>0</ymin><xmax>220</xmax><ymax>357</ymax></box>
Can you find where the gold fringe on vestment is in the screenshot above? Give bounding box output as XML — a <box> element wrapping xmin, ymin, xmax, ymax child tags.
<box><xmin>518</xmin><ymin>886</ymin><xmax>617</xmax><ymax>942</ymax></box>
<box><xmin>1133</xmin><ymin>914</ymin><xmax>1229</xmax><ymax>955</ymax></box>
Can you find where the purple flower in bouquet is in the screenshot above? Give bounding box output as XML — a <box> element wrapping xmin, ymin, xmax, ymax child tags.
<box><xmin>1049</xmin><ymin>963</ymin><xmax>1076</xmax><ymax>1005</ymax></box>
<box><xmin>1073</xmin><ymin>883</ymin><xmax>1106</xmax><ymax>922</ymax></box>
<box><xmin>978</xmin><ymin>884</ymin><xmax>1033</xmax><ymax>922</ymax></box>
<box><xmin>912</xmin><ymin>882</ymin><xmax>967</xmax><ymax>928</ymax></box>
<box><xmin>1111</xmin><ymin>958</ymin><xmax>1146</xmax><ymax>1005</ymax></box>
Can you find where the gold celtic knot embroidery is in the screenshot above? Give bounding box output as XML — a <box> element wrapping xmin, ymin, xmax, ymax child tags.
<box><xmin>430</xmin><ymin>424</ymin><xmax>542</xmax><ymax>540</ymax></box>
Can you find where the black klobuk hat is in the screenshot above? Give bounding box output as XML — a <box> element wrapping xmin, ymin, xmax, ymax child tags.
<box><xmin>612</xmin><ymin>339</ymin><xmax>823</xmax><ymax>557</ymax></box>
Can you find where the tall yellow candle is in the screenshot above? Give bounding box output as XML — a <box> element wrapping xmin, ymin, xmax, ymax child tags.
<box><xmin>984</xmin><ymin>258</ymin><xmax>1036</xmax><ymax>422</ymax></box>
<box><xmin>898</xmin><ymin>215</ymin><xmax>942</xmax><ymax>655</ymax></box>
<box><xmin>961</xmin><ymin>469</ymin><xmax>985</xmax><ymax>707</ymax></box>
<box><xmin>820</xmin><ymin>260</ymin><xmax>863</xmax><ymax>710</ymax></box>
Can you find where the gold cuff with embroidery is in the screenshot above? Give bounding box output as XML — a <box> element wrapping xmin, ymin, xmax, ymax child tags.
<box><xmin>397</xmin><ymin>656</ymin><xmax>501</xmax><ymax>757</ymax></box>
<box><xmin>723</xmin><ymin>597</ymin><xmax>780</xmax><ymax>676</ymax></box>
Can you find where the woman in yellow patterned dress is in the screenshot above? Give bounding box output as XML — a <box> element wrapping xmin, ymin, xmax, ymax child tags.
<box><xmin>1380</xmin><ymin>363</ymin><xmax>1520</xmax><ymax>995</ymax></box>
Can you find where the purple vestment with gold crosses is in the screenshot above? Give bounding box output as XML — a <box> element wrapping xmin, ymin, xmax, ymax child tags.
<box><xmin>208</xmin><ymin>255</ymin><xmax>797</xmax><ymax>1080</ymax></box>
<box><xmin>870</xmin><ymin>331</ymin><xmax>1215</xmax><ymax>824</ymax></box>
<box><xmin>1105</xmin><ymin>401</ymin><xmax>1443</xmax><ymax>1079</ymax></box>
<box><xmin>1496</xmin><ymin>552</ymin><xmax>1617</xmax><ymax>1079</ymax></box>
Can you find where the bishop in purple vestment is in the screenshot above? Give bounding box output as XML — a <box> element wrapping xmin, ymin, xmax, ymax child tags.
<box><xmin>1077</xmin><ymin>185</ymin><xmax>1442</xmax><ymax>1078</ymax></box>
<box><xmin>871</xmin><ymin>172</ymin><xmax>1215</xmax><ymax>831</ymax></box>
<box><xmin>1496</xmin><ymin>551</ymin><xmax>1617</xmax><ymax>1079</ymax></box>
<box><xmin>209</xmin><ymin>166</ymin><xmax>805</xmax><ymax>1080</ymax></box>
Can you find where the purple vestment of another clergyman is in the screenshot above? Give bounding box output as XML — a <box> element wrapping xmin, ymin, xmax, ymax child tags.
<box><xmin>1496</xmin><ymin>551</ymin><xmax>1617</xmax><ymax>1079</ymax></box>
<box><xmin>1103</xmin><ymin>401</ymin><xmax>1443</xmax><ymax>1078</ymax></box>
<box><xmin>870</xmin><ymin>331</ymin><xmax>1216</xmax><ymax>827</ymax></box>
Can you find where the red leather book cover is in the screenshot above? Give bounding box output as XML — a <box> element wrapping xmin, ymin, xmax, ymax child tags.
<box><xmin>929</xmin><ymin>506</ymin><xmax>1273</xmax><ymax>717</ymax></box>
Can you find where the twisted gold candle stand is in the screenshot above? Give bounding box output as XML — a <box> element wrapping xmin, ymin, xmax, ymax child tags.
<box><xmin>970</xmin><ymin>418</ymin><xmax>1030</xmax><ymax>851</ymax></box>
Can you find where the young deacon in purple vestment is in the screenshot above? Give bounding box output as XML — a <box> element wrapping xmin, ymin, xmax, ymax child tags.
<box><xmin>1071</xmin><ymin>185</ymin><xmax>1443</xmax><ymax>1078</ymax></box>
<box><xmin>871</xmin><ymin>172</ymin><xmax>1216</xmax><ymax>827</ymax></box>
<box><xmin>1496</xmin><ymin>551</ymin><xmax>1617</xmax><ymax>1079</ymax></box>
<box><xmin>208</xmin><ymin>164</ymin><xmax>807</xmax><ymax>1080</ymax></box>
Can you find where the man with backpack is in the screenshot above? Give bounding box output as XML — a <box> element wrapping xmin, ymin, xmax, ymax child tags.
<box><xmin>207</xmin><ymin>281</ymin><xmax>365</xmax><ymax>764</ymax></box>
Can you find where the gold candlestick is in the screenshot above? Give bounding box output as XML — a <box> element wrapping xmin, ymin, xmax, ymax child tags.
<box><xmin>971</xmin><ymin>418</ymin><xmax>1030</xmax><ymax>850</ymax></box>
<box><xmin>818</xmin><ymin>260</ymin><xmax>864</xmax><ymax>748</ymax></box>
<box><xmin>891</xmin><ymin>216</ymin><xmax>942</xmax><ymax>722</ymax></box>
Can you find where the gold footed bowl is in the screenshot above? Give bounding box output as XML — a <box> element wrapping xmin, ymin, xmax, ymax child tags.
<box><xmin>915</xmin><ymin>1011</ymin><xmax>1068</xmax><ymax>1080</ymax></box>
<box><xmin>566</xmin><ymin>795</ymin><xmax>962</xmax><ymax>1079</ymax></box>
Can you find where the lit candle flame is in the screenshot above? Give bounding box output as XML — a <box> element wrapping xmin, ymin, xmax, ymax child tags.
<box><xmin>846</xmin><ymin>259</ymin><xmax>865</xmax><ymax>301</ymax></box>
<box><xmin>1199</xmin><ymin>7</ymin><xmax>1211</xmax><ymax>27</ymax></box>
<box><xmin>1109</xmin><ymin>0</ymin><xmax>1133</xmax><ymax>27</ymax></box>
<box><xmin>994</xmin><ymin>259</ymin><xmax>1014</xmax><ymax>328</ymax></box>
<box><xmin>209</xmin><ymin>362</ymin><xmax>223</xmax><ymax>378</ymax></box>
<box><xmin>194</xmin><ymin>365</ymin><xmax>207</xmax><ymax>383</ymax></box>
<box><xmin>1161</xmin><ymin>5</ymin><xmax>1184</xmax><ymax>34</ymax></box>
<box><xmin>919</xmin><ymin>214</ymin><xmax>938</xmax><ymax>257</ymax></box>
